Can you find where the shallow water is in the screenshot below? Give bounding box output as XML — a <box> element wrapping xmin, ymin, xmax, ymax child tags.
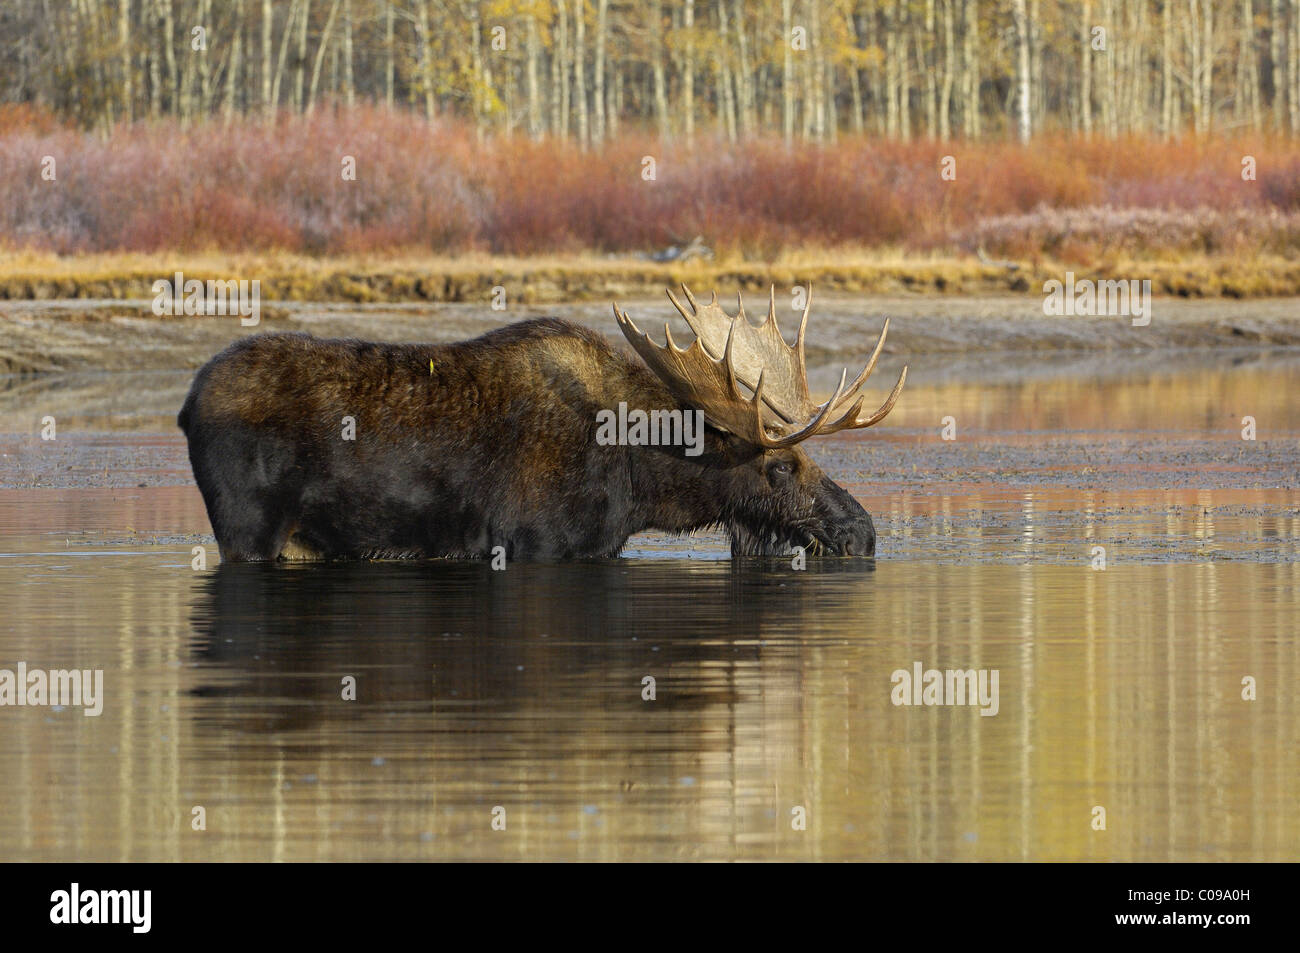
<box><xmin>0</xmin><ymin>313</ymin><xmax>1297</xmax><ymax>861</ymax></box>
<box><xmin>0</xmin><ymin>514</ymin><xmax>1295</xmax><ymax>861</ymax></box>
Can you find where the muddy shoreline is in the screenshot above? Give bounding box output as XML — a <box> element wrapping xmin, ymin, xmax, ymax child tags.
<box><xmin>3</xmin><ymin>294</ymin><xmax>1300</xmax><ymax>377</ymax></box>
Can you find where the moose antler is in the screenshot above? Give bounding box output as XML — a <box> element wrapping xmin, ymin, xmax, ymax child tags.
<box><xmin>613</xmin><ymin>284</ymin><xmax>907</xmax><ymax>448</ymax></box>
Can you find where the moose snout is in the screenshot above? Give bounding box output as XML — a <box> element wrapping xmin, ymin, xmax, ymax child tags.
<box><xmin>831</xmin><ymin>513</ymin><xmax>876</xmax><ymax>556</ymax></box>
<box><xmin>818</xmin><ymin>476</ymin><xmax>877</xmax><ymax>557</ymax></box>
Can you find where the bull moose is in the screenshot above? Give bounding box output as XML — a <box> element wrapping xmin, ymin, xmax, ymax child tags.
<box><xmin>178</xmin><ymin>286</ymin><xmax>906</xmax><ymax>561</ymax></box>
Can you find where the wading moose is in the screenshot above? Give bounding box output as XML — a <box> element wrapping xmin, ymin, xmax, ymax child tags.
<box><xmin>178</xmin><ymin>286</ymin><xmax>906</xmax><ymax>561</ymax></box>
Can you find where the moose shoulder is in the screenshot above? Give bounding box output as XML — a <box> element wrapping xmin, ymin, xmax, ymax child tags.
<box><xmin>178</xmin><ymin>287</ymin><xmax>906</xmax><ymax>562</ymax></box>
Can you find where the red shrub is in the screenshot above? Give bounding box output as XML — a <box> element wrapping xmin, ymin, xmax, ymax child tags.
<box><xmin>0</xmin><ymin>106</ymin><xmax>1297</xmax><ymax>257</ymax></box>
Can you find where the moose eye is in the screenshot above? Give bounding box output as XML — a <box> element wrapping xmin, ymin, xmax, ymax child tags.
<box><xmin>767</xmin><ymin>460</ymin><xmax>794</xmax><ymax>481</ymax></box>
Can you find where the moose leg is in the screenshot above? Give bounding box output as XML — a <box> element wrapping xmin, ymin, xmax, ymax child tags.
<box><xmin>207</xmin><ymin>486</ymin><xmax>299</xmax><ymax>562</ymax></box>
<box><xmin>188</xmin><ymin>426</ymin><xmax>303</xmax><ymax>562</ymax></box>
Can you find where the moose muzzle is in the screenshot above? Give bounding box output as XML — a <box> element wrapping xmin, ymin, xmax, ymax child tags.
<box><xmin>816</xmin><ymin>476</ymin><xmax>877</xmax><ymax>556</ymax></box>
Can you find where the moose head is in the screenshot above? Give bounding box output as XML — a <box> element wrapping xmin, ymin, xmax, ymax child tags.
<box><xmin>614</xmin><ymin>285</ymin><xmax>907</xmax><ymax>557</ymax></box>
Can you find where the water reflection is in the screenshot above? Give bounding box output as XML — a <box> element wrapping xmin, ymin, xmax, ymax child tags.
<box><xmin>191</xmin><ymin>558</ymin><xmax>875</xmax><ymax>728</ymax></box>
<box><xmin>180</xmin><ymin>558</ymin><xmax>881</xmax><ymax>860</ymax></box>
<box><xmin>0</xmin><ymin>539</ymin><xmax>1295</xmax><ymax>861</ymax></box>
<box><xmin>188</xmin><ymin>557</ymin><xmax>1299</xmax><ymax>861</ymax></box>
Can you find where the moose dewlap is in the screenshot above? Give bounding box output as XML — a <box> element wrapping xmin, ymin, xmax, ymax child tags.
<box><xmin>178</xmin><ymin>286</ymin><xmax>906</xmax><ymax>561</ymax></box>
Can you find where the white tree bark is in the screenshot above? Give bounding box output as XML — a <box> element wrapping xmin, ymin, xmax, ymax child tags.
<box><xmin>1012</xmin><ymin>0</ymin><xmax>1032</xmax><ymax>141</ymax></box>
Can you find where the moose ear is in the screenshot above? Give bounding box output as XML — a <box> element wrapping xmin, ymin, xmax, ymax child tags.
<box><xmin>711</xmin><ymin>423</ymin><xmax>769</xmax><ymax>460</ymax></box>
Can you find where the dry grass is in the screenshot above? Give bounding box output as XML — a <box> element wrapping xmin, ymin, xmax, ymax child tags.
<box><xmin>2</xmin><ymin>247</ymin><xmax>1298</xmax><ymax>302</ymax></box>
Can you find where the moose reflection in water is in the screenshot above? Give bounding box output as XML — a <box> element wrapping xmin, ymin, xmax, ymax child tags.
<box><xmin>187</xmin><ymin>557</ymin><xmax>877</xmax><ymax>734</ymax></box>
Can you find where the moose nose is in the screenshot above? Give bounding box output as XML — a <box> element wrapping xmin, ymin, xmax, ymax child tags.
<box><xmin>835</xmin><ymin>513</ymin><xmax>876</xmax><ymax>557</ymax></box>
<box><xmin>817</xmin><ymin>476</ymin><xmax>877</xmax><ymax>557</ymax></box>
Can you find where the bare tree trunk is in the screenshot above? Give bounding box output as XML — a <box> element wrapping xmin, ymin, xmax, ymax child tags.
<box><xmin>471</xmin><ymin>14</ymin><xmax>486</xmax><ymax>138</ymax></box>
<box><xmin>306</xmin><ymin>0</ymin><xmax>340</xmax><ymax>114</ymax></box>
<box><xmin>1030</xmin><ymin>0</ymin><xmax>1043</xmax><ymax>131</ymax></box>
<box><xmin>1269</xmin><ymin>0</ymin><xmax>1284</xmax><ymax>129</ymax></box>
<box><xmin>1291</xmin><ymin>0</ymin><xmax>1300</xmax><ymax>131</ymax></box>
<box><xmin>939</xmin><ymin>0</ymin><xmax>955</xmax><ymax>138</ymax></box>
<box><xmin>733</xmin><ymin>0</ymin><xmax>753</xmax><ymax>135</ymax></box>
<box><xmin>651</xmin><ymin>2</ymin><xmax>669</xmax><ymax>138</ymax></box>
<box><xmin>1081</xmin><ymin>1</ymin><xmax>1093</xmax><ymax>133</ymax></box>
<box><xmin>573</xmin><ymin>0</ymin><xmax>588</xmax><ymax>144</ymax></box>
<box><xmin>801</xmin><ymin>10</ymin><xmax>815</xmax><ymax>138</ymax></box>
<box><xmin>1131</xmin><ymin>0</ymin><xmax>1149</xmax><ymax>133</ymax></box>
<box><xmin>526</xmin><ymin>13</ymin><xmax>542</xmax><ymax>137</ymax></box>
<box><xmin>1185</xmin><ymin>1</ymin><xmax>1201</xmax><ymax>132</ymax></box>
<box><xmin>848</xmin><ymin>6</ymin><xmax>865</xmax><ymax>133</ymax></box>
<box><xmin>1116</xmin><ymin>0</ymin><xmax>1131</xmax><ymax>133</ymax></box>
<box><xmin>178</xmin><ymin>0</ymin><xmax>201</xmax><ymax>122</ymax></box>
<box><xmin>415</xmin><ymin>0</ymin><xmax>434</xmax><ymax>120</ymax></box>
<box><xmin>1162</xmin><ymin>0</ymin><xmax>1174</xmax><ymax>134</ymax></box>
<box><xmin>197</xmin><ymin>0</ymin><xmax>213</xmax><ymax>117</ymax></box>
<box><xmin>825</xmin><ymin>44</ymin><xmax>837</xmax><ymax>139</ymax></box>
<box><xmin>810</xmin><ymin>0</ymin><xmax>824</xmax><ymax>139</ymax></box>
<box><xmin>898</xmin><ymin>1</ymin><xmax>911</xmax><ymax>138</ymax></box>
<box><xmin>1100</xmin><ymin>0</ymin><xmax>1115</xmax><ymax>136</ymax></box>
<box><xmin>1233</xmin><ymin>0</ymin><xmax>1254</xmax><ymax>126</ymax></box>
<box><xmin>176</xmin><ymin>0</ymin><xmax>190</xmax><ymax>122</ymax></box>
<box><xmin>782</xmin><ymin>0</ymin><xmax>794</xmax><ymax>142</ymax></box>
<box><xmin>162</xmin><ymin>0</ymin><xmax>177</xmax><ymax>116</ymax></box>
<box><xmin>1184</xmin><ymin>0</ymin><xmax>1212</xmax><ymax>135</ymax></box>
<box><xmin>683</xmin><ymin>0</ymin><xmax>695</xmax><ymax>137</ymax></box>
<box><xmin>964</xmin><ymin>0</ymin><xmax>980</xmax><ymax>137</ymax></box>
<box><xmin>717</xmin><ymin>0</ymin><xmax>736</xmax><ymax>141</ymax></box>
<box><xmin>261</xmin><ymin>0</ymin><xmax>272</xmax><ymax>113</ymax></box>
<box><xmin>342</xmin><ymin>0</ymin><xmax>353</xmax><ymax>107</ymax></box>
<box><xmin>272</xmin><ymin>0</ymin><xmax>299</xmax><ymax>112</ymax></box>
<box><xmin>557</xmin><ymin>0</ymin><xmax>570</xmax><ymax>136</ymax></box>
<box><xmin>1202</xmin><ymin>0</ymin><xmax>1214</xmax><ymax>133</ymax></box>
<box><xmin>293</xmin><ymin>0</ymin><xmax>310</xmax><ymax>112</ymax></box>
<box><xmin>609</xmin><ymin>60</ymin><xmax>621</xmax><ymax>137</ymax></box>
<box><xmin>225</xmin><ymin>0</ymin><xmax>244</xmax><ymax>120</ymax></box>
<box><xmin>385</xmin><ymin>0</ymin><xmax>394</xmax><ymax>109</ymax></box>
<box><xmin>885</xmin><ymin>2</ymin><xmax>898</xmax><ymax>137</ymax></box>
<box><xmin>330</xmin><ymin>23</ymin><xmax>338</xmax><ymax>101</ymax></box>
<box><xmin>119</xmin><ymin>0</ymin><xmax>133</xmax><ymax>121</ymax></box>
<box><xmin>149</xmin><ymin>0</ymin><xmax>164</xmax><ymax>116</ymax></box>
<box><xmin>594</xmin><ymin>0</ymin><xmax>608</xmax><ymax>142</ymax></box>
<box><xmin>550</xmin><ymin>8</ymin><xmax>562</xmax><ymax>132</ymax></box>
<box><xmin>923</xmin><ymin>0</ymin><xmax>936</xmax><ymax>136</ymax></box>
<box><xmin>1012</xmin><ymin>0</ymin><xmax>1031</xmax><ymax>141</ymax></box>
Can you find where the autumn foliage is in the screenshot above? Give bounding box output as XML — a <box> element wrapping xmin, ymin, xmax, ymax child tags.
<box><xmin>1</xmin><ymin>106</ymin><xmax>1297</xmax><ymax>262</ymax></box>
